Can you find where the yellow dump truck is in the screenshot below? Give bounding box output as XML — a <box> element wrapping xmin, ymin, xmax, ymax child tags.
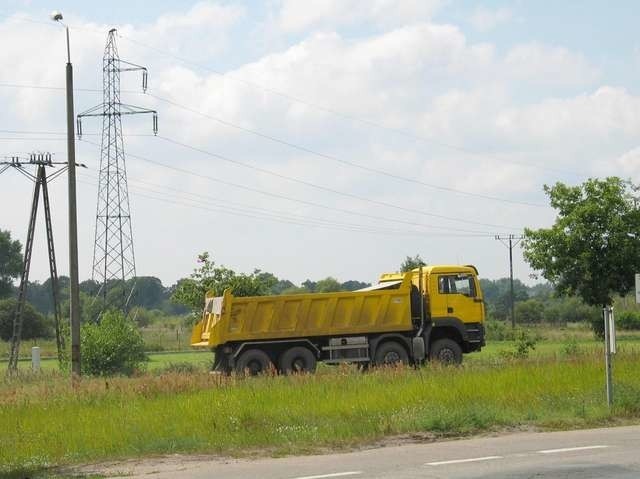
<box><xmin>192</xmin><ymin>265</ymin><xmax>485</xmax><ymax>374</ymax></box>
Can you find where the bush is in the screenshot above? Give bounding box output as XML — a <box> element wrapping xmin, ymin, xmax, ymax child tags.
<box><xmin>81</xmin><ymin>310</ymin><xmax>148</xmax><ymax>376</ymax></box>
<box><xmin>0</xmin><ymin>298</ymin><xmax>52</xmax><ymax>340</ymax></box>
<box><xmin>617</xmin><ymin>310</ymin><xmax>640</xmax><ymax>330</ymax></box>
<box><xmin>500</xmin><ymin>329</ymin><xmax>537</xmax><ymax>359</ymax></box>
<box><xmin>561</xmin><ymin>336</ymin><xmax>580</xmax><ymax>356</ymax></box>
<box><xmin>590</xmin><ymin>312</ymin><xmax>605</xmax><ymax>339</ymax></box>
<box><xmin>515</xmin><ymin>299</ymin><xmax>545</xmax><ymax>324</ymax></box>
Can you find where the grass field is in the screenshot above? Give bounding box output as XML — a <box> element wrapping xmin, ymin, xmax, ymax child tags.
<box><xmin>1</xmin><ymin>346</ymin><xmax>640</xmax><ymax>477</ymax></box>
<box><xmin>1</xmin><ymin>326</ymin><xmax>640</xmax><ymax>477</ymax></box>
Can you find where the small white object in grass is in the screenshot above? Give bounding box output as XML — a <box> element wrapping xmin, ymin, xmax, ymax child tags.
<box><xmin>32</xmin><ymin>346</ymin><xmax>41</xmax><ymax>371</ymax></box>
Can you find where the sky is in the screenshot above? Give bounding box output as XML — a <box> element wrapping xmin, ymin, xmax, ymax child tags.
<box><xmin>0</xmin><ymin>0</ymin><xmax>638</xmax><ymax>287</ymax></box>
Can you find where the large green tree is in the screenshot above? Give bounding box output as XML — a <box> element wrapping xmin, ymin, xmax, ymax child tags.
<box><xmin>523</xmin><ymin>177</ymin><xmax>640</xmax><ymax>307</ymax></box>
<box><xmin>0</xmin><ymin>229</ymin><xmax>22</xmax><ymax>299</ymax></box>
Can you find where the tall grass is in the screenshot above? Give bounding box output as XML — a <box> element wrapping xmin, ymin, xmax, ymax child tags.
<box><xmin>1</xmin><ymin>350</ymin><xmax>640</xmax><ymax>475</ymax></box>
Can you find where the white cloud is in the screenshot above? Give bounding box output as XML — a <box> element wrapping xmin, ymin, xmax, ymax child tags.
<box><xmin>495</xmin><ymin>87</ymin><xmax>640</xmax><ymax>146</ymax></box>
<box><xmin>277</xmin><ymin>0</ymin><xmax>442</xmax><ymax>33</ymax></box>
<box><xmin>469</xmin><ymin>7</ymin><xmax>512</xmax><ymax>32</ymax></box>
<box><xmin>615</xmin><ymin>147</ymin><xmax>640</xmax><ymax>181</ymax></box>
<box><xmin>504</xmin><ymin>42</ymin><xmax>599</xmax><ymax>86</ymax></box>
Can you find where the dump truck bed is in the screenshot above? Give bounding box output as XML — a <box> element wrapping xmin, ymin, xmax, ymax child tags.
<box><xmin>192</xmin><ymin>273</ymin><xmax>414</xmax><ymax>347</ymax></box>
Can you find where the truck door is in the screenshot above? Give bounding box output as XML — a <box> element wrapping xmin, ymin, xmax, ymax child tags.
<box><xmin>438</xmin><ymin>274</ymin><xmax>484</xmax><ymax>322</ymax></box>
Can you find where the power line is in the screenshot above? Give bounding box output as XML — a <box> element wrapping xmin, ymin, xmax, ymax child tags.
<box><xmin>84</xmin><ymin>170</ymin><xmax>494</xmax><ymax>236</ymax></box>
<box><xmin>77</xmin><ymin>171</ymin><xmax>493</xmax><ymax>238</ymax></box>
<box><xmin>156</xmin><ymin>135</ymin><xmax>522</xmax><ymax>230</ymax></box>
<box><xmin>148</xmin><ymin>92</ymin><xmax>547</xmax><ymax>207</ymax></box>
<box><xmin>0</xmin><ymin>81</ymin><xmax>583</xmax><ymax>178</ymax></box>
<box><xmin>112</xmin><ymin>32</ymin><xmax>584</xmax><ymax>178</ymax></box>
<box><xmin>78</xmin><ymin>137</ymin><xmax>510</xmax><ymax>235</ymax></box>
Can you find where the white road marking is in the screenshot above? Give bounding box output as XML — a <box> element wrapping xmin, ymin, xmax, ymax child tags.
<box><xmin>537</xmin><ymin>445</ymin><xmax>609</xmax><ymax>454</ymax></box>
<box><xmin>292</xmin><ymin>472</ymin><xmax>363</xmax><ymax>479</ymax></box>
<box><xmin>426</xmin><ymin>455</ymin><xmax>503</xmax><ymax>466</ymax></box>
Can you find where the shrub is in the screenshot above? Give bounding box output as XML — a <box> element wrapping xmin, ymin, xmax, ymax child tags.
<box><xmin>617</xmin><ymin>310</ymin><xmax>640</xmax><ymax>330</ymax></box>
<box><xmin>590</xmin><ymin>312</ymin><xmax>605</xmax><ymax>339</ymax></box>
<box><xmin>81</xmin><ymin>310</ymin><xmax>148</xmax><ymax>376</ymax></box>
<box><xmin>561</xmin><ymin>336</ymin><xmax>580</xmax><ymax>357</ymax></box>
<box><xmin>0</xmin><ymin>298</ymin><xmax>52</xmax><ymax>340</ymax></box>
<box><xmin>500</xmin><ymin>329</ymin><xmax>537</xmax><ymax>359</ymax></box>
<box><xmin>485</xmin><ymin>319</ymin><xmax>517</xmax><ymax>341</ymax></box>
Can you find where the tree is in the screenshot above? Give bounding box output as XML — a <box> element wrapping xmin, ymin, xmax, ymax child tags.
<box><xmin>129</xmin><ymin>276</ymin><xmax>166</xmax><ymax>309</ymax></box>
<box><xmin>341</xmin><ymin>280</ymin><xmax>370</xmax><ymax>291</ymax></box>
<box><xmin>0</xmin><ymin>298</ymin><xmax>52</xmax><ymax>340</ymax></box>
<box><xmin>514</xmin><ymin>299</ymin><xmax>545</xmax><ymax>324</ymax></box>
<box><xmin>400</xmin><ymin>254</ymin><xmax>426</xmax><ymax>272</ymax></box>
<box><xmin>523</xmin><ymin>178</ymin><xmax>640</xmax><ymax>307</ymax></box>
<box><xmin>0</xmin><ymin>229</ymin><xmax>22</xmax><ymax>299</ymax></box>
<box><xmin>315</xmin><ymin>277</ymin><xmax>342</xmax><ymax>293</ymax></box>
<box><xmin>171</xmin><ymin>252</ymin><xmax>276</xmax><ymax>311</ymax></box>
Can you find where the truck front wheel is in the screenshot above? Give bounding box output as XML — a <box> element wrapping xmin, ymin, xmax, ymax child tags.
<box><xmin>235</xmin><ymin>349</ymin><xmax>274</xmax><ymax>376</ymax></box>
<box><xmin>374</xmin><ymin>341</ymin><xmax>409</xmax><ymax>366</ymax></box>
<box><xmin>279</xmin><ymin>346</ymin><xmax>317</xmax><ymax>374</ymax></box>
<box><xmin>429</xmin><ymin>338</ymin><xmax>462</xmax><ymax>365</ymax></box>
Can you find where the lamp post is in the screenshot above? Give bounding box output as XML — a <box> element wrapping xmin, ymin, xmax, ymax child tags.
<box><xmin>51</xmin><ymin>11</ymin><xmax>81</xmax><ymax>378</ymax></box>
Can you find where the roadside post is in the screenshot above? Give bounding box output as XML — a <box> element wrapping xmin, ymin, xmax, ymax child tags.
<box><xmin>603</xmin><ymin>306</ymin><xmax>616</xmax><ymax>407</ymax></box>
<box><xmin>32</xmin><ymin>346</ymin><xmax>41</xmax><ymax>372</ymax></box>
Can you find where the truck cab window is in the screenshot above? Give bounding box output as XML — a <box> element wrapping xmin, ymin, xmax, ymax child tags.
<box><xmin>438</xmin><ymin>275</ymin><xmax>476</xmax><ymax>297</ymax></box>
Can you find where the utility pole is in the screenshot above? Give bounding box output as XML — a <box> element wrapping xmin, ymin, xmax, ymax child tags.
<box><xmin>52</xmin><ymin>11</ymin><xmax>82</xmax><ymax>378</ymax></box>
<box><xmin>77</xmin><ymin>28</ymin><xmax>157</xmax><ymax>316</ymax></box>
<box><xmin>603</xmin><ymin>306</ymin><xmax>616</xmax><ymax>407</ymax></box>
<box><xmin>1</xmin><ymin>153</ymin><xmax>77</xmax><ymax>373</ymax></box>
<box><xmin>495</xmin><ymin>234</ymin><xmax>524</xmax><ymax>328</ymax></box>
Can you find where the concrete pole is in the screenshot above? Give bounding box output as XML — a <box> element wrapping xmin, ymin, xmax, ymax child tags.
<box><xmin>32</xmin><ymin>346</ymin><xmax>41</xmax><ymax>372</ymax></box>
<box><xmin>65</xmin><ymin>25</ymin><xmax>81</xmax><ymax>377</ymax></box>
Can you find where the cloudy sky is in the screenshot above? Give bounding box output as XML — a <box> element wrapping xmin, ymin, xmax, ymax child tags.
<box><xmin>0</xmin><ymin>0</ymin><xmax>638</xmax><ymax>287</ymax></box>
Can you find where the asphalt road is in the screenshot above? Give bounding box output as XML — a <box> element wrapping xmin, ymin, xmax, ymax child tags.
<box><xmin>97</xmin><ymin>425</ymin><xmax>640</xmax><ymax>478</ymax></box>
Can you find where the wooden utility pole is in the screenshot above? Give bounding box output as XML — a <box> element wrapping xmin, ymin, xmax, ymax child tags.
<box><xmin>495</xmin><ymin>234</ymin><xmax>524</xmax><ymax>328</ymax></box>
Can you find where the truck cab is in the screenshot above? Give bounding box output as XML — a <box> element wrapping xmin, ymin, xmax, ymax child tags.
<box><xmin>379</xmin><ymin>265</ymin><xmax>485</xmax><ymax>361</ymax></box>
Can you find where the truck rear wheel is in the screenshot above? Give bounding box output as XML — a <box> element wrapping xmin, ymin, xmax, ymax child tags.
<box><xmin>279</xmin><ymin>346</ymin><xmax>317</xmax><ymax>374</ymax></box>
<box><xmin>429</xmin><ymin>338</ymin><xmax>462</xmax><ymax>365</ymax></box>
<box><xmin>235</xmin><ymin>349</ymin><xmax>273</xmax><ymax>376</ymax></box>
<box><xmin>374</xmin><ymin>341</ymin><xmax>409</xmax><ymax>366</ymax></box>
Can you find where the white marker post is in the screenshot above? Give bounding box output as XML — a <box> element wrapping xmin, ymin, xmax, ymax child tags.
<box><xmin>32</xmin><ymin>346</ymin><xmax>41</xmax><ymax>372</ymax></box>
<box><xmin>603</xmin><ymin>306</ymin><xmax>615</xmax><ymax>407</ymax></box>
<box><xmin>635</xmin><ymin>273</ymin><xmax>640</xmax><ymax>304</ymax></box>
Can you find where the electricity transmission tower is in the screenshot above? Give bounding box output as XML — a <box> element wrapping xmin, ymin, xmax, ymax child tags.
<box><xmin>77</xmin><ymin>28</ymin><xmax>157</xmax><ymax>314</ymax></box>
<box><xmin>1</xmin><ymin>153</ymin><xmax>77</xmax><ymax>373</ymax></box>
<box><xmin>495</xmin><ymin>234</ymin><xmax>524</xmax><ymax>328</ymax></box>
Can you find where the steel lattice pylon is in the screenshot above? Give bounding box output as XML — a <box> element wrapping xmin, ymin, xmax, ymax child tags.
<box><xmin>78</xmin><ymin>29</ymin><xmax>157</xmax><ymax>314</ymax></box>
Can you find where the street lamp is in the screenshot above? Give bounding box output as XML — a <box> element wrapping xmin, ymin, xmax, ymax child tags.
<box><xmin>51</xmin><ymin>11</ymin><xmax>81</xmax><ymax>378</ymax></box>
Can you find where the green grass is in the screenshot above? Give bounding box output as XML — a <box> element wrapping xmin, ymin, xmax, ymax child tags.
<box><xmin>1</xmin><ymin>350</ymin><xmax>640</xmax><ymax>476</ymax></box>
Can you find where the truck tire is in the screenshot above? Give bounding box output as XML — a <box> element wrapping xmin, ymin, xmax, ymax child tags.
<box><xmin>279</xmin><ymin>346</ymin><xmax>317</xmax><ymax>374</ymax></box>
<box><xmin>429</xmin><ymin>338</ymin><xmax>462</xmax><ymax>365</ymax></box>
<box><xmin>374</xmin><ymin>341</ymin><xmax>409</xmax><ymax>366</ymax></box>
<box><xmin>235</xmin><ymin>348</ymin><xmax>273</xmax><ymax>376</ymax></box>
